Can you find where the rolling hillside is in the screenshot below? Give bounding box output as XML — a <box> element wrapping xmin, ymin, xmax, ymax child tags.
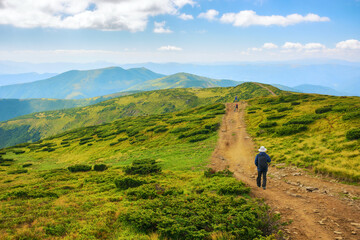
<box><xmin>0</xmin><ymin>67</ymin><xmax>164</xmax><ymax>99</ymax></box>
<box><xmin>129</xmin><ymin>72</ymin><xmax>241</xmax><ymax>91</ymax></box>
<box><xmin>0</xmin><ymin>82</ymin><xmax>283</xmax><ymax>148</ymax></box>
<box><xmin>0</xmin><ymin>91</ymin><xmax>139</xmax><ymax>122</ymax></box>
<box><xmin>0</xmin><ymin>104</ymin><xmax>282</xmax><ymax>239</ymax></box>
<box><xmin>245</xmin><ymin>93</ymin><xmax>360</xmax><ymax>181</ymax></box>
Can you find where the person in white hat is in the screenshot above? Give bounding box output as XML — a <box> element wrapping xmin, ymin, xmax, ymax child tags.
<box><xmin>255</xmin><ymin>146</ymin><xmax>271</xmax><ymax>190</ymax></box>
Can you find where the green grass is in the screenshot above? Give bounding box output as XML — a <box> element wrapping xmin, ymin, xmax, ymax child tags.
<box><xmin>0</xmin><ymin>103</ymin><xmax>282</xmax><ymax>239</ymax></box>
<box><xmin>0</xmin><ymin>82</ymin><xmax>284</xmax><ymax>149</ymax></box>
<box><xmin>245</xmin><ymin>94</ymin><xmax>360</xmax><ymax>182</ymax></box>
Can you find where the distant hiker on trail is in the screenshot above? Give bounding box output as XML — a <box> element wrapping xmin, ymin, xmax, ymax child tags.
<box><xmin>255</xmin><ymin>146</ymin><xmax>271</xmax><ymax>190</ymax></box>
<box><xmin>234</xmin><ymin>103</ymin><xmax>238</xmax><ymax>112</ymax></box>
<box><xmin>234</xmin><ymin>95</ymin><xmax>238</xmax><ymax>102</ymax></box>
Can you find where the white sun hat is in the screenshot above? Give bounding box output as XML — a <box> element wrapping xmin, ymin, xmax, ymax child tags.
<box><xmin>258</xmin><ymin>146</ymin><xmax>267</xmax><ymax>152</ymax></box>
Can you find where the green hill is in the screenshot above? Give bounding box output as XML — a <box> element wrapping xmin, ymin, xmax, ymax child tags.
<box><xmin>0</xmin><ymin>82</ymin><xmax>282</xmax><ymax>149</ymax></box>
<box><xmin>0</xmin><ymin>67</ymin><xmax>164</xmax><ymax>99</ymax></box>
<box><xmin>0</xmin><ymin>91</ymin><xmax>139</xmax><ymax>122</ymax></box>
<box><xmin>129</xmin><ymin>72</ymin><xmax>241</xmax><ymax>91</ymax></box>
<box><xmin>245</xmin><ymin>94</ymin><xmax>360</xmax><ymax>181</ymax></box>
<box><xmin>0</xmin><ymin>104</ymin><xmax>282</xmax><ymax>239</ymax></box>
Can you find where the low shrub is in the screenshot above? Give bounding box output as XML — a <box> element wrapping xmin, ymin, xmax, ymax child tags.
<box><xmin>13</xmin><ymin>150</ymin><xmax>26</xmax><ymax>155</ymax></box>
<box><xmin>124</xmin><ymin>159</ymin><xmax>161</xmax><ymax>175</ymax></box>
<box><xmin>284</xmin><ymin>114</ymin><xmax>322</xmax><ymax>125</ymax></box>
<box><xmin>5</xmin><ymin>189</ymin><xmax>58</xmax><ymax>199</ymax></box>
<box><xmin>276</xmin><ymin>107</ymin><xmax>292</xmax><ymax>112</ymax></box>
<box><xmin>267</xmin><ymin>114</ymin><xmax>286</xmax><ymax>120</ymax></box>
<box><xmin>94</xmin><ymin>164</ymin><xmax>108</xmax><ymax>171</ymax></box>
<box><xmin>68</xmin><ymin>164</ymin><xmax>92</xmax><ymax>172</ymax></box>
<box><xmin>154</xmin><ymin>127</ymin><xmax>168</xmax><ymax>133</ymax></box>
<box><xmin>188</xmin><ymin>135</ymin><xmax>209</xmax><ymax>142</ymax></box>
<box><xmin>8</xmin><ymin>169</ymin><xmax>28</xmax><ymax>174</ymax></box>
<box><xmin>248</xmin><ymin>111</ymin><xmax>256</xmax><ymax>114</ymax></box>
<box><xmin>343</xmin><ymin>111</ymin><xmax>360</xmax><ymax>120</ymax></box>
<box><xmin>346</xmin><ymin>128</ymin><xmax>360</xmax><ymax>140</ymax></box>
<box><xmin>276</xmin><ymin>124</ymin><xmax>308</xmax><ymax>136</ymax></box>
<box><xmin>178</xmin><ymin>129</ymin><xmax>210</xmax><ymax>139</ymax></box>
<box><xmin>259</xmin><ymin>122</ymin><xmax>277</xmax><ymax>128</ymax></box>
<box><xmin>315</xmin><ymin>106</ymin><xmax>332</xmax><ymax>114</ymax></box>
<box><xmin>114</xmin><ymin>177</ymin><xmax>146</xmax><ymax>190</ymax></box>
<box><xmin>22</xmin><ymin>163</ymin><xmax>33</xmax><ymax>168</ymax></box>
<box><xmin>204</xmin><ymin>123</ymin><xmax>220</xmax><ymax>132</ymax></box>
<box><xmin>291</xmin><ymin>102</ymin><xmax>300</xmax><ymax>106</ymax></box>
<box><xmin>45</xmin><ymin>224</ymin><xmax>67</xmax><ymax>237</ymax></box>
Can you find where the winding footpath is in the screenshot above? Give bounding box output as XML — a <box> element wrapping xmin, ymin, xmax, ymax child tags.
<box><xmin>210</xmin><ymin>102</ymin><xmax>360</xmax><ymax>240</ymax></box>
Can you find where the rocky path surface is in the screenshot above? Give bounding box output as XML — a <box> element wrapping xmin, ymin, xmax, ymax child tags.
<box><xmin>210</xmin><ymin>102</ymin><xmax>360</xmax><ymax>240</ymax></box>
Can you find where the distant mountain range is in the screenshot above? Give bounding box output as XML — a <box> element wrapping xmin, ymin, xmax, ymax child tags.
<box><xmin>0</xmin><ymin>67</ymin><xmax>243</xmax><ymax>99</ymax></box>
<box><xmin>0</xmin><ymin>67</ymin><xmax>164</xmax><ymax>99</ymax></box>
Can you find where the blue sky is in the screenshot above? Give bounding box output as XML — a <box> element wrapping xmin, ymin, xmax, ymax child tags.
<box><xmin>0</xmin><ymin>0</ymin><xmax>359</xmax><ymax>63</ymax></box>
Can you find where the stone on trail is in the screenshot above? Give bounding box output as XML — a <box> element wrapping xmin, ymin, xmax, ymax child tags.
<box><xmin>306</xmin><ymin>186</ymin><xmax>319</xmax><ymax>192</ymax></box>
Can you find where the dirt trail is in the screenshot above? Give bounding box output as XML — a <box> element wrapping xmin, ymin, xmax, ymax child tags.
<box><xmin>253</xmin><ymin>82</ymin><xmax>277</xmax><ymax>96</ymax></box>
<box><xmin>211</xmin><ymin>102</ymin><xmax>360</xmax><ymax>240</ymax></box>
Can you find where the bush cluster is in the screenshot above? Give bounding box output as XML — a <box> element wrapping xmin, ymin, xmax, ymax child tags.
<box><xmin>284</xmin><ymin>114</ymin><xmax>322</xmax><ymax>125</ymax></box>
<box><xmin>67</xmin><ymin>164</ymin><xmax>92</xmax><ymax>172</ymax></box>
<box><xmin>346</xmin><ymin>128</ymin><xmax>360</xmax><ymax>140</ymax></box>
<box><xmin>259</xmin><ymin>122</ymin><xmax>277</xmax><ymax>128</ymax></box>
<box><xmin>124</xmin><ymin>159</ymin><xmax>161</xmax><ymax>175</ymax></box>
<box><xmin>315</xmin><ymin>106</ymin><xmax>332</xmax><ymax>114</ymax></box>
<box><xmin>94</xmin><ymin>164</ymin><xmax>108</xmax><ymax>171</ymax></box>
<box><xmin>267</xmin><ymin>114</ymin><xmax>286</xmax><ymax>120</ymax></box>
<box><xmin>343</xmin><ymin>111</ymin><xmax>360</xmax><ymax>121</ymax></box>
<box><xmin>114</xmin><ymin>177</ymin><xmax>146</xmax><ymax>190</ymax></box>
<box><xmin>276</xmin><ymin>124</ymin><xmax>308</xmax><ymax>136</ymax></box>
<box><xmin>120</xmin><ymin>192</ymin><xmax>278</xmax><ymax>239</ymax></box>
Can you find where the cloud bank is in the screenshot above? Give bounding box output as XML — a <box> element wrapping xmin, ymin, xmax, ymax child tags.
<box><xmin>198</xmin><ymin>9</ymin><xmax>329</xmax><ymax>27</ymax></box>
<box><xmin>0</xmin><ymin>0</ymin><xmax>195</xmax><ymax>31</ymax></box>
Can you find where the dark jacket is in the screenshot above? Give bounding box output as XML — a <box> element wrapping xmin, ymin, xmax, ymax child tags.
<box><xmin>255</xmin><ymin>152</ymin><xmax>271</xmax><ymax>171</ymax></box>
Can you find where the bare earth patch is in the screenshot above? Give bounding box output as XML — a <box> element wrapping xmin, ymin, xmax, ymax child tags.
<box><xmin>210</xmin><ymin>102</ymin><xmax>360</xmax><ymax>240</ymax></box>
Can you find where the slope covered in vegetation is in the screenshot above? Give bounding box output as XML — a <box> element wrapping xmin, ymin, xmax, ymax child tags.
<box><xmin>0</xmin><ymin>82</ymin><xmax>283</xmax><ymax>149</ymax></box>
<box><xmin>245</xmin><ymin>94</ymin><xmax>360</xmax><ymax>182</ymax></box>
<box><xmin>0</xmin><ymin>91</ymin><xmax>139</xmax><ymax>122</ymax></box>
<box><xmin>0</xmin><ymin>104</ymin><xmax>281</xmax><ymax>239</ymax></box>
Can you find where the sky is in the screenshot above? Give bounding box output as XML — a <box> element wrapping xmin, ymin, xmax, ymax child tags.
<box><xmin>0</xmin><ymin>0</ymin><xmax>359</xmax><ymax>63</ymax></box>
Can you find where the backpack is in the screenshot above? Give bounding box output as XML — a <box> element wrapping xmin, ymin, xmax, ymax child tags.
<box><xmin>258</xmin><ymin>154</ymin><xmax>268</xmax><ymax>171</ymax></box>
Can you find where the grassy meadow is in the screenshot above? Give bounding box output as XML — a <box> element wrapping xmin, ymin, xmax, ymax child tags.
<box><xmin>245</xmin><ymin>94</ymin><xmax>360</xmax><ymax>182</ymax></box>
<box><xmin>0</xmin><ymin>103</ymin><xmax>282</xmax><ymax>239</ymax></box>
<box><xmin>0</xmin><ymin>82</ymin><xmax>283</xmax><ymax>149</ymax></box>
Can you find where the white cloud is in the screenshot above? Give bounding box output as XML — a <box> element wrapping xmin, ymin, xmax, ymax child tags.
<box><xmin>220</xmin><ymin>10</ymin><xmax>330</xmax><ymax>27</ymax></box>
<box><xmin>179</xmin><ymin>13</ymin><xmax>193</xmax><ymax>20</ymax></box>
<box><xmin>282</xmin><ymin>42</ymin><xmax>303</xmax><ymax>49</ymax></box>
<box><xmin>0</xmin><ymin>0</ymin><xmax>195</xmax><ymax>31</ymax></box>
<box><xmin>198</xmin><ymin>9</ymin><xmax>219</xmax><ymax>21</ymax></box>
<box><xmin>262</xmin><ymin>43</ymin><xmax>278</xmax><ymax>49</ymax></box>
<box><xmin>154</xmin><ymin>21</ymin><xmax>172</xmax><ymax>33</ymax></box>
<box><xmin>157</xmin><ymin>45</ymin><xmax>183</xmax><ymax>51</ymax></box>
<box><xmin>336</xmin><ymin>39</ymin><xmax>360</xmax><ymax>49</ymax></box>
<box><xmin>304</xmin><ymin>43</ymin><xmax>326</xmax><ymax>49</ymax></box>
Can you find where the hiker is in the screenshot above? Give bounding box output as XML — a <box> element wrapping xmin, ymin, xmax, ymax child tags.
<box><xmin>234</xmin><ymin>95</ymin><xmax>238</xmax><ymax>102</ymax></box>
<box><xmin>255</xmin><ymin>146</ymin><xmax>271</xmax><ymax>190</ymax></box>
<box><xmin>234</xmin><ymin>103</ymin><xmax>238</xmax><ymax>112</ymax></box>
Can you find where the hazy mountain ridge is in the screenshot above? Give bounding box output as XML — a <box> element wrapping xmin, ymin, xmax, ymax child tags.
<box><xmin>0</xmin><ymin>67</ymin><xmax>164</xmax><ymax>99</ymax></box>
